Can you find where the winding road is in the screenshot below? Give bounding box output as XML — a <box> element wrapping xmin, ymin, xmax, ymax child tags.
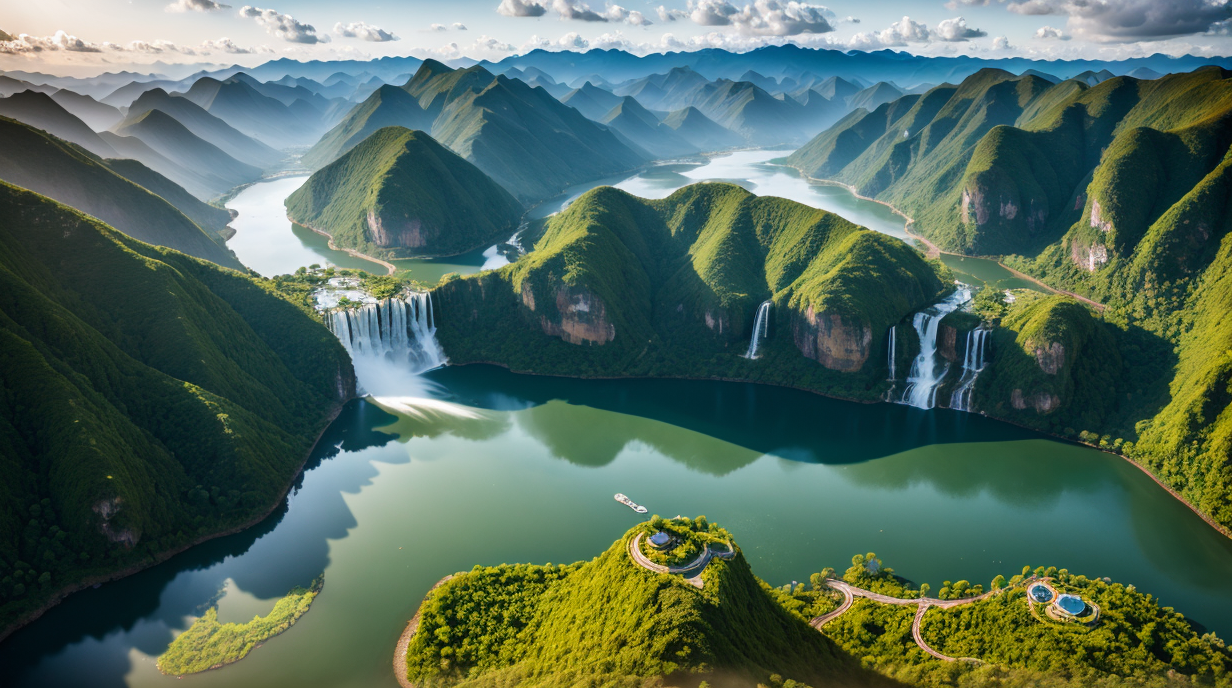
<box><xmin>627</xmin><ymin>532</ymin><xmax>736</xmax><ymax>588</ymax></box>
<box><xmin>811</xmin><ymin>577</ymin><xmax>1035</xmax><ymax>663</ymax></box>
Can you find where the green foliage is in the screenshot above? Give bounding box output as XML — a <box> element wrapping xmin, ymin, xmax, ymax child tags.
<box><xmin>637</xmin><ymin>515</ymin><xmax>731</xmax><ymax>568</ymax></box>
<box><xmin>286</xmin><ymin>127</ymin><xmax>523</xmax><ymax>259</ymax></box>
<box><xmin>405</xmin><ymin>524</ymin><xmax>880</xmax><ymax>688</ymax></box>
<box><xmin>433</xmin><ymin>182</ymin><xmax>946</xmax><ymax>403</ymax></box>
<box><xmin>0</xmin><ymin>183</ymin><xmax>354</xmax><ymax>634</ymax></box>
<box><xmin>156</xmin><ymin>574</ymin><xmax>324</xmax><ymax>675</ymax></box>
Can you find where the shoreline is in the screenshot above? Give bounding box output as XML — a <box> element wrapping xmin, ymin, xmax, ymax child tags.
<box><xmin>441</xmin><ymin>360</ymin><xmax>1231</xmax><ymax>543</ymax></box>
<box><xmin>0</xmin><ymin>399</ymin><xmax>351</xmax><ymax>645</ymax></box>
<box><xmin>289</xmin><ymin>216</ymin><xmax>398</xmax><ymax>275</ymax></box>
<box><xmin>785</xmin><ymin>167</ymin><xmax>1107</xmax><ymax>312</ymax></box>
<box><xmin>393</xmin><ymin>574</ymin><xmax>455</xmax><ymax>688</ymax></box>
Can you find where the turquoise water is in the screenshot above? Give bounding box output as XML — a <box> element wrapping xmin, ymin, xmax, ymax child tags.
<box><xmin>2</xmin><ymin>366</ymin><xmax>1230</xmax><ymax>687</ymax></box>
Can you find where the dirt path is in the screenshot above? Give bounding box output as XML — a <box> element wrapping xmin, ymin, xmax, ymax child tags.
<box><xmin>393</xmin><ymin>575</ymin><xmax>454</xmax><ymax>688</ymax></box>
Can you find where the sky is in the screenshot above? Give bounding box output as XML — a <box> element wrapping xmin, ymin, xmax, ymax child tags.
<box><xmin>3</xmin><ymin>0</ymin><xmax>1232</xmax><ymax>76</ymax></box>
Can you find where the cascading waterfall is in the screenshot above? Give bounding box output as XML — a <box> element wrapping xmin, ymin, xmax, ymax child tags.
<box><xmin>328</xmin><ymin>292</ymin><xmax>447</xmax><ymax>378</ymax></box>
<box><xmin>743</xmin><ymin>300</ymin><xmax>772</xmax><ymax>359</ymax></box>
<box><xmin>948</xmin><ymin>327</ymin><xmax>989</xmax><ymax>412</ymax></box>
<box><xmin>887</xmin><ymin>325</ymin><xmax>897</xmax><ymax>381</ymax></box>
<box><xmin>896</xmin><ymin>287</ymin><xmax>971</xmax><ymax>409</ymax></box>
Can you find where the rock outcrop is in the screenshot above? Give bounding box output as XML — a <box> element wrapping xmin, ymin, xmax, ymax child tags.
<box><xmin>1011</xmin><ymin>388</ymin><xmax>1060</xmax><ymax>413</ymax></box>
<box><xmin>521</xmin><ymin>282</ymin><xmax>616</xmax><ymax>346</ymax></box>
<box><xmin>792</xmin><ymin>305</ymin><xmax>871</xmax><ymax>372</ymax></box>
<box><xmin>367</xmin><ymin>208</ymin><xmax>429</xmax><ymax>248</ymax></box>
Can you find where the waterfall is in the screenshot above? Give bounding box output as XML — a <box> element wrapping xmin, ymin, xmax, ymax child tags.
<box><xmin>742</xmin><ymin>300</ymin><xmax>772</xmax><ymax>359</ymax></box>
<box><xmin>896</xmin><ymin>287</ymin><xmax>971</xmax><ymax>409</ymax></box>
<box><xmin>948</xmin><ymin>327</ymin><xmax>989</xmax><ymax>412</ymax></box>
<box><xmin>328</xmin><ymin>292</ymin><xmax>447</xmax><ymax>377</ymax></box>
<box><xmin>887</xmin><ymin>325</ymin><xmax>897</xmax><ymax>381</ymax></box>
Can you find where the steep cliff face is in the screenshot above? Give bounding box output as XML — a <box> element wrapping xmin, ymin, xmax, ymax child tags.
<box><xmin>791</xmin><ymin>305</ymin><xmax>872</xmax><ymax>372</ymax></box>
<box><xmin>367</xmin><ymin>209</ymin><xmax>429</xmax><ymax>249</ymax></box>
<box><xmin>521</xmin><ymin>281</ymin><xmax>616</xmax><ymax>346</ymax></box>
<box><xmin>938</xmin><ymin>324</ymin><xmax>959</xmax><ymax>363</ymax></box>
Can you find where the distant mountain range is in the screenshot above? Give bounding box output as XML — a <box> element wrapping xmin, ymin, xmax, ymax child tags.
<box><xmin>305</xmin><ymin>60</ymin><xmax>646</xmax><ymax>204</ymax></box>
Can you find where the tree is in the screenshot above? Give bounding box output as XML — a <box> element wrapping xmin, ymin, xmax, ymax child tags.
<box><xmin>919</xmin><ymin>583</ymin><xmax>931</xmax><ymax>598</ymax></box>
<box><xmin>810</xmin><ymin>573</ymin><xmax>824</xmax><ymax>590</ymax></box>
<box><xmin>992</xmin><ymin>574</ymin><xmax>1006</xmax><ymax>590</ymax></box>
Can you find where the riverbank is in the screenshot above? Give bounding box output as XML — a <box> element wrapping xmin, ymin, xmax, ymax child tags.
<box><xmin>0</xmin><ymin>398</ymin><xmax>352</xmax><ymax>645</ymax></box>
<box><xmin>393</xmin><ymin>574</ymin><xmax>455</xmax><ymax>688</ymax></box>
<box><xmin>290</xmin><ymin>217</ymin><xmax>398</xmax><ymax>275</ymax></box>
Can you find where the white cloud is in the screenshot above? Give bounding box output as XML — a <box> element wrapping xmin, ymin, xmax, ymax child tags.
<box><xmin>497</xmin><ymin>0</ymin><xmax>549</xmax><ymax>17</ymax></box>
<box><xmin>934</xmin><ymin>16</ymin><xmax>987</xmax><ymax>41</ymax></box>
<box><xmin>552</xmin><ymin>0</ymin><xmax>608</xmax><ymax>22</ymax></box>
<box><xmin>658</xmin><ymin>5</ymin><xmax>688</xmax><ymax>21</ymax></box>
<box><xmin>604</xmin><ymin>4</ymin><xmax>653</xmax><ymax>25</ymax></box>
<box><xmin>334</xmin><ymin>21</ymin><xmax>398</xmax><ymax>42</ymax></box>
<box><xmin>239</xmin><ymin>6</ymin><xmax>329</xmax><ymax>44</ymax></box>
<box><xmin>944</xmin><ymin>0</ymin><xmax>988</xmax><ymax>8</ymax></box>
<box><xmin>1035</xmin><ymin>25</ymin><xmax>1069</xmax><ymax>39</ymax></box>
<box><xmin>0</xmin><ymin>30</ymin><xmax>103</xmax><ymax>54</ymax></box>
<box><xmin>201</xmin><ymin>37</ymin><xmax>273</xmax><ymax>53</ymax></box>
<box><xmin>122</xmin><ymin>39</ymin><xmax>197</xmax><ymax>54</ymax></box>
<box><xmin>430</xmin><ymin>23</ymin><xmax>448</xmax><ymax>32</ymax></box>
<box><xmin>685</xmin><ymin>0</ymin><xmax>836</xmax><ymax>35</ymax></box>
<box><xmin>848</xmin><ymin>15</ymin><xmax>930</xmax><ymax>47</ymax></box>
<box><xmin>453</xmin><ymin>23</ymin><xmax>469</xmax><ymax>30</ymax></box>
<box><xmin>992</xmin><ymin>35</ymin><xmax>1011</xmax><ymax>49</ymax></box>
<box><xmin>166</xmin><ymin>0</ymin><xmax>231</xmax><ymax>12</ymax></box>
<box><xmin>1006</xmin><ymin>0</ymin><xmax>1232</xmax><ymax>40</ymax></box>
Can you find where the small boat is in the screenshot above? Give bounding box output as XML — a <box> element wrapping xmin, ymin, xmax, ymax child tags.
<box><xmin>614</xmin><ymin>493</ymin><xmax>648</xmax><ymax>514</ymax></box>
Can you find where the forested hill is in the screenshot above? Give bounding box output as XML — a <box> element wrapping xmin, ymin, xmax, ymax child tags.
<box><xmin>304</xmin><ymin>60</ymin><xmax>647</xmax><ymax>204</ymax></box>
<box><xmin>433</xmin><ymin>182</ymin><xmax>945</xmax><ymax>400</ymax></box>
<box><xmin>285</xmin><ymin>127</ymin><xmax>523</xmax><ymax>259</ymax></box>
<box><xmin>0</xmin><ymin>116</ymin><xmax>242</xmax><ymax>269</ymax></box>
<box><xmin>0</xmin><ymin>182</ymin><xmax>355</xmax><ymax>637</ymax></box>
<box><xmin>404</xmin><ymin>521</ymin><xmax>881</xmax><ymax>688</ymax></box>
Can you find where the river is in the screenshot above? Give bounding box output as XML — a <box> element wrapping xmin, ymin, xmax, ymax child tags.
<box><xmin>3</xmin><ymin>151</ymin><xmax>1228</xmax><ymax>687</ymax></box>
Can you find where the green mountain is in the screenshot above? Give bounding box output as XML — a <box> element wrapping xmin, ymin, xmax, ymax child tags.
<box><xmin>432</xmin><ymin>182</ymin><xmax>945</xmax><ymax>399</ymax></box>
<box><xmin>0</xmin><ymin>181</ymin><xmax>354</xmax><ymax>635</ymax></box>
<box><xmin>48</xmin><ymin>90</ymin><xmax>123</xmax><ymax>131</ymax></box>
<box><xmin>182</xmin><ymin>76</ymin><xmax>326</xmax><ymax>149</ymax></box>
<box><xmin>285</xmin><ymin>127</ymin><xmax>523</xmax><ymax>258</ymax></box>
<box><xmin>112</xmin><ymin>109</ymin><xmax>263</xmax><ymax>197</ymax></box>
<box><xmin>304</xmin><ymin>60</ymin><xmax>647</xmax><ymax>204</ymax></box>
<box><xmin>0</xmin><ymin>91</ymin><xmax>116</xmax><ymax>158</ymax></box>
<box><xmin>0</xmin><ymin>116</ymin><xmax>241</xmax><ymax>268</ymax></box>
<box><xmin>662</xmin><ymin>105</ymin><xmax>744</xmax><ymax>151</ymax></box>
<box><xmin>125</xmin><ymin>89</ymin><xmax>283</xmax><ymax>169</ymax></box>
<box><xmin>101</xmin><ymin>157</ymin><xmax>234</xmax><ymax>240</ymax></box>
<box><xmin>301</xmin><ymin>85</ymin><xmax>433</xmax><ymax>168</ymax></box>
<box><xmin>560</xmin><ymin>81</ymin><xmax>623</xmax><ymax>121</ymax></box>
<box><xmin>600</xmin><ymin>96</ymin><xmax>696</xmax><ymax>158</ymax></box>
<box><xmin>787</xmin><ymin>65</ymin><xmax>1232</xmax><ymax>531</ymax></box>
<box><xmin>402</xmin><ymin>520</ymin><xmax>879</xmax><ymax>688</ymax></box>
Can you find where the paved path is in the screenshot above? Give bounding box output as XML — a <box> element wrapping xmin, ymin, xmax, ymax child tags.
<box><xmin>811</xmin><ymin>577</ymin><xmax>1033</xmax><ymax>662</ymax></box>
<box><xmin>627</xmin><ymin>533</ymin><xmax>736</xmax><ymax>588</ymax></box>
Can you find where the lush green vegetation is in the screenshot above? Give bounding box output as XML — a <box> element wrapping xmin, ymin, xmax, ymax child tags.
<box><xmin>404</xmin><ymin>521</ymin><xmax>885</xmax><ymax>688</ymax></box>
<box><xmin>0</xmin><ymin>115</ymin><xmax>241</xmax><ymax>268</ymax></box>
<box><xmin>305</xmin><ymin>60</ymin><xmax>647</xmax><ymax>204</ymax></box>
<box><xmin>640</xmin><ymin>515</ymin><xmax>732</xmax><ymax>568</ymax></box>
<box><xmin>0</xmin><ymin>183</ymin><xmax>355</xmax><ymax>636</ymax></box>
<box><xmin>286</xmin><ymin>127</ymin><xmax>523</xmax><ymax>260</ymax></box>
<box><xmin>157</xmin><ymin>574</ymin><xmax>324</xmax><ymax>675</ymax></box>
<box><xmin>433</xmin><ymin>182</ymin><xmax>947</xmax><ymax>403</ymax></box>
<box><xmin>788</xmin><ymin>65</ymin><xmax>1232</xmax><ymax>532</ymax></box>
<box><xmin>404</xmin><ymin>524</ymin><xmax>1229</xmax><ymax>687</ymax></box>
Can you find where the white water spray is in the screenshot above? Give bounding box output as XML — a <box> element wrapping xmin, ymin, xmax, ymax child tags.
<box><xmin>328</xmin><ymin>293</ymin><xmax>447</xmax><ymax>395</ymax></box>
<box><xmin>896</xmin><ymin>287</ymin><xmax>971</xmax><ymax>409</ymax></box>
<box><xmin>948</xmin><ymin>327</ymin><xmax>989</xmax><ymax>412</ymax></box>
<box><xmin>887</xmin><ymin>325</ymin><xmax>897</xmax><ymax>381</ymax></box>
<box><xmin>743</xmin><ymin>300</ymin><xmax>772</xmax><ymax>359</ymax></box>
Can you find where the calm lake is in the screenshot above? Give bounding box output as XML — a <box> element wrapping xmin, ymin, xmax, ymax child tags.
<box><xmin>3</xmin><ymin>150</ymin><xmax>1228</xmax><ymax>687</ymax></box>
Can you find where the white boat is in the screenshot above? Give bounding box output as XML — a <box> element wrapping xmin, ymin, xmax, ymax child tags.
<box><xmin>614</xmin><ymin>493</ymin><xmax>648</xmax><ymax>514</ymax></box>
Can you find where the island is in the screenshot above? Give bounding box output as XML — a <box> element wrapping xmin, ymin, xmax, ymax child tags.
<box><xmin>157</xmin><ymin>574</ymin><xmax>324</xmax><ymax>676</ymax></box>
<box><xmin>396</xmin><ymin>520</ymin><xmax>1230</xmax><ymax>688</ymax></box>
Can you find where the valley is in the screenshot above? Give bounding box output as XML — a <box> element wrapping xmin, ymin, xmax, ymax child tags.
<box><xmin>1</xmin><ymin>31</ymin><xmax>1230</xmax><ymax>688</ymax></box>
